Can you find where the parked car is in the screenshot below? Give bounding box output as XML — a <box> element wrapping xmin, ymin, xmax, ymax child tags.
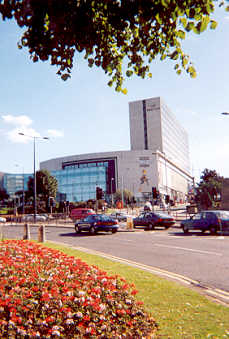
<box><xmin>181</xmin><ymin>210</ymin><xmax>229</xmax><ymax>234</ymax></box>
<box><xmin>70</xmin><ymin>208</ymin><xmax>95</xmax><ymax>221</ymax></box>
<box><xmin>0</xmin><ymin>216</ymin><xmax>6</xmax><ymax>223</ymax></box>
<box><xmin>110</xmin><ymin>212</ymin><xmax>133</xmax><ymax>222</ymax></box>
<box><xmin>75</xmin><ymin>214</ymin><xmax>119</xmax><ymax>235</ymax></box>
<box><xmin>133</xmin><ymin>211</ymin><xmax>175</xmax><ymax>230</ymax></box>
<box><xmin>22</xmin><ymin>214</ymin><xmax>47</xmax><ymax>222</ymax></box>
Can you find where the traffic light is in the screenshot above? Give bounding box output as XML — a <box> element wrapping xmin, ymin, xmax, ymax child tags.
<box><xmin>165</xmin><ymin>195</ymin><xmax>170</xmax><ymax>204</ymax></box>
<box><xmin>100</xmin><ymin>188</ymin><xmax>104</xmax><ymax>200</ymax></box>
<box><xmin>152</xmin><ymin>187</ymin><xmax>157</xmax><ymax>199</ymax></box>
<box><xmin>96</xmin><ymin>187</ymin><xmax>104</xmax><ymax>200</ymax></box>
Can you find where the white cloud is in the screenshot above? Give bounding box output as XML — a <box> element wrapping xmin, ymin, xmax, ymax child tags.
<box><xmin>47</xmin><ymin>129</ymin><xmax>64</xmax><ymax>138</ymax></box>
<box><xmin>2</xmin><ymin>114</ymin><xmax>32</xmax><ymax>127</ymax></box>
<box><xmin>1</xmin><ymin>114</ymin><xmax>40</xmax><ymax>143</ymax></box>
<box><xmin>1</xmin><ymin>114</ymin><xmax>63</xmax><ymax>143</ymax></box>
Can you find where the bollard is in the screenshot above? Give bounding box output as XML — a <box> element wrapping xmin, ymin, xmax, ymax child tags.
<box><xmin>127</xmin><ymin>217</ymin><xmax>134</xmax><ymax>230</ymax></box>
<box><xmin>23</xmin><ymin>223</ymin><xmax>31</xmax><ymax>240</ymax></box>
<box><xmin>38</xmin><ymin>225</ymin><xmax>46</xmax><ymax>243</ymax></box>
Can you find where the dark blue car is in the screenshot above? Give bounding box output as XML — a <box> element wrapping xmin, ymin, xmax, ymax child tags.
<box><xmin>181</xmin><ymin>210</ymin><xmax>229</xmax><ymax>234</ymax></box>
<box><xmin>75</xmin><ymin>214</ymin><xmax>119</xmax><ymax>235</ymax></box>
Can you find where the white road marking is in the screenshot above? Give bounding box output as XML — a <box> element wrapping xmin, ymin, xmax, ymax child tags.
<box><xmin>154</xmin><ymin>243</ymin><xmax>222</xmax><ymax>256</ymax></box>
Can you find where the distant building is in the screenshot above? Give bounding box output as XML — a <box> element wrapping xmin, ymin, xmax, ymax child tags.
<box><xmin>2</xmin><ymin>173</ymin><xmax>31</xmax><ymax>197</ymax></box>
<box><xmin>40</xmin><ymin>97</ymin><xmax>193</xmax><ymax>203</ymax></box>
<box><xmin>129</xmin><ymin>97</ymin><xmax>189</xmax><ymax>173</ymax></box>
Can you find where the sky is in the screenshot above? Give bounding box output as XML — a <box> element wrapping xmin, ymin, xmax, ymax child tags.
<box><xmin>0</xmin><ymin>5</ymin><xmax>229</xmax><ymax>183</ymax></box>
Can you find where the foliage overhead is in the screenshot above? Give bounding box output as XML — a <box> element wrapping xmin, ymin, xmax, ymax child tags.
<box><xmin>195</xmin><ymin>168</ymin><xmax>223</xmax><ymax>209</ymax></box>
<box><xmin>0</xmin><ymin>0</ymin><xmax>228</xmax><ymax>93</ymax></box>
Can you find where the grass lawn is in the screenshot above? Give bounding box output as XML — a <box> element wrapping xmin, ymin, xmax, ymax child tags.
<box><xmin>43</xmin><ymin>241</ymin><xmax>229</xmax><ymax>339</ymax></box>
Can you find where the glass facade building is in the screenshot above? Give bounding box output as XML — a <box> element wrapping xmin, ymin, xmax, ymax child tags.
<box><xmin>3</xmin><ymin>173</ymin><xmax>31</xmax><ymax>197</ymax></box>
<box><xmin>51</xmin><ymin>159</ymin><xmax>116</xmax><ymax>202</ymax></box>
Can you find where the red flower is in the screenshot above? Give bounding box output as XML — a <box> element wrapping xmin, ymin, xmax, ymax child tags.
<box><xmin>131</xmin><ymin>289</ymin><xmax>138</xmax><ymax>295</ymax></box>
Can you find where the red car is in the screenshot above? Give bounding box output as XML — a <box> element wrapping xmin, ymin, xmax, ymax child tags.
<box><xmin>70</xmin><ymin>208</ymin><xmax>95</xmax><ymax>221</ymax></box>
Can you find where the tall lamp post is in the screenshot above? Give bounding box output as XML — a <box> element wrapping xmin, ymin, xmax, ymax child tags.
<box><xmin>15</xmin><ymin>164</ymin><xmax>25</xmax><ymax>215</ymax></box>
<box><xmin>19</xmin><ymin>133</ymin><xmax>49</xmax><ymax>222</ymax></box>
<box><xmin>111</xmin><ymin>178</ymin><xmax>114</xmax><ymax>206</ymax></box>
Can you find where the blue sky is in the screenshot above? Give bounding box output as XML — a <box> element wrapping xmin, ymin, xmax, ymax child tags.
<box><xmin>1</xmin><ymin>6</ymin><xmax>229</xmax><ymax>182</ymax></box>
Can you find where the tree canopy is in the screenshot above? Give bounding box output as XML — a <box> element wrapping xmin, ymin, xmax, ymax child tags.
<box><xmin>195</xmin><ymin>168</ymin><xmax>223</xmax><ymax>209</ymax></box>
<box><xmin>27</xmin><ymin>170</ymin><xmax>58</xmax><ymax>203</ymax></box>
<box><xmin>0</xmin><ymin>0</ymin><xmax>228</xmax><ymax>92</ymax></box>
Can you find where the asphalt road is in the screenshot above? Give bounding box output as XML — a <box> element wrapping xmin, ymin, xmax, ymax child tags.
<box><xmin>2</xmin><ymin>223</ymin><xmax>229</xmax><ymax>300</ymax></box>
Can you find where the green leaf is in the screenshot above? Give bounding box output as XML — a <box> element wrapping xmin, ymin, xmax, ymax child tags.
<box><xmin>199</xmin><ymin>16</ymin><xmax>210</xmax><ymax>32</ymax></box>
<box><xmin>61</xmin><ymin>73</ymin><xmax>70</xmax><ymax>81</ymax></box>
<box><xmin>180</xmin><ymin>18</ymin><xmax>187</xmax><ymax>28</ymax></box>
<box><xmin>174</xmin><ymin>64</ymin><xmax>179</xmax><ymax>70</ymax></box>
<box><xmin>193</xmin><ymin>23</ymin><xmax>201</xmax><ymax>35</ymax></box>
<box><xmin>170</xmin><ymin>51</ymin><xmax>179</xmax><ymax>60</ymax></box>
<box><xmin>177</xmin><ymin>30</ymin><xmax>186</xmax><ymax>39</ymax></box>
<box><xmin>185</xmin><ymin>22</ymin><xmax>194</xmax><ymax>32</ymax></box>
<box><xmin>187</xmin><ymin>66</ymin><xmax>197</xmax><ymax>78</ymax></box>
<box><xmin>210</xmin><ymin>20</ymin><xmax>218</xmax><ymax>29</ymax></box>
<box><xmin>126</xmin><ymin>70</ymin><xmax>133</xmax><ymax>77</ymax></box>
<box><xmin>182</xmin><ymin>57</ymin><xmax>188</xmax><ymax>68</ymax></box>
<box><xmin>155</xmin><ymin>13</ymin><xmax>162</xmax><ymax>24</ymax></box>
<box><xmin>176</xmin><ymin>69</ymin><xmax>182</xmax><ymax>75</ymax></box>
<box><xmin>121</xmin><ymin>88</ymin><xmax>128</xmax><ymax>95</ymax></box>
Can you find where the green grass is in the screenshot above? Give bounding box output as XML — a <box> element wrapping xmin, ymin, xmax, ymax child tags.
<box><xmin>42</xmin><ymin>242</ymin><xmax>229</xmax><ymax>338</ymax></box>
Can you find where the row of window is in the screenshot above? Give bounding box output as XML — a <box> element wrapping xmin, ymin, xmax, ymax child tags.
<box><xmin>63</xmin><ymin>161</ymin><xmax>109</xmax><ymax>170</ymax></box>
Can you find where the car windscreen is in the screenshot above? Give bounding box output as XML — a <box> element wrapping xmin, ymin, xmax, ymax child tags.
<box><xmin>217</xmin><ymin>211</ymin><xmax>229</xmax><ymax>220</ymax></box>
<box><xmin>156</xmin><ymin>213</ymin><xmax>171</xmax><ymax>218</ymax></box>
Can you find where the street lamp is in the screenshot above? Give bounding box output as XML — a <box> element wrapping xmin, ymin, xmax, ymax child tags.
<box><xmin>18</xmin><ymin>132</ymin><xmax>49</xmax><ymax>223</ymax></box>
<box><xmin>15</xmin><ymin>164</ymin><xmax>25</xmax><ymax>215</ymax></box>
<box><xmin>111</xmin><ymin>178</ymin><xmax>114</xmax><ymax>206</ymax></box>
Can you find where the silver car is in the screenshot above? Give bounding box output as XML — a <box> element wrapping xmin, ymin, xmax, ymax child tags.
<box><xmin>0</xmin><ymin>216</ymin><xmax>6</xmax><ymax>223</ymax></box>
<box><xmin>110</xmin><ymin>212</ymin><xmax>133</xmax><ymax>222</ymax></box>
<box><xmin>22</xmin><ymin>214</ymin><xmax>47</xmax><ymax>222</ymax></box>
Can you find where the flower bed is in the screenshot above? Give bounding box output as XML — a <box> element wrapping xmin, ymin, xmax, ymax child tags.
<box><xmin>0</xmin><ymin>240</ymin><xmax>158</xmax><ymax>338</ymax></box>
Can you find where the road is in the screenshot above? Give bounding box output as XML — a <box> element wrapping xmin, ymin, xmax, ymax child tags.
<box><xmin>2</xmin><ymin>223</ymin><xmax>229</xmax><ymax>302</ymax></box>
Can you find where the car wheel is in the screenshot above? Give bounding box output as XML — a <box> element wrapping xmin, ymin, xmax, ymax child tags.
<box><xmin>112</xmin><ymin>229</ymin><xmax>117</xmax><ymax>234</ymax></box>
<box><xmin>75</xmin><ymin>225</ymin><xmax>81</xmax><ymax>234</ymax></box>
<box><xmin>148</xmin><ymin>223</ymin><xmax>154</xmax><ymax>230</ymax></box>
<box><xmin>164</xmin><ymin>225</ymin><xmax>170</xmax><ymax>229</ymax></box>
<box><xmin>182</xmin><ymin>225</ymin><xmax>189</xmax><ymax>234</ymax></box>
<box><xmin>210</xmin><ymin>226</ymin><xmax>217</xmax><ymax>235</ymax></box>
<box><xmin>89</xmin><ymin>226</ymin><xmax>96</xmax><ymax>235</ymax></box>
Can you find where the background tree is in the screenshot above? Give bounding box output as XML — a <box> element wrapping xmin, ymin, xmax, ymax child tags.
<box><xmin>114</xmin><ymin>189</ymin><xmax>133</xmax><ymax>205</ymax></box>
<box><xmin>0</xmin><ymin>189</ymin><xmax>9</xmax><ymax>202</ymax></box>
<box><xmin>27</xmin><ymin>170</ymin><xmax>58</xmax><ymax>211</ymax></box>
<box><xmin>0</xmin><ymin>0</ymin><xmax>227</xmax><ymax>92</ymax></box>
<box><xmin>195</xmin><ymin>168</ymin><xmax>223</xmax><ymax>209</ymax></box>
